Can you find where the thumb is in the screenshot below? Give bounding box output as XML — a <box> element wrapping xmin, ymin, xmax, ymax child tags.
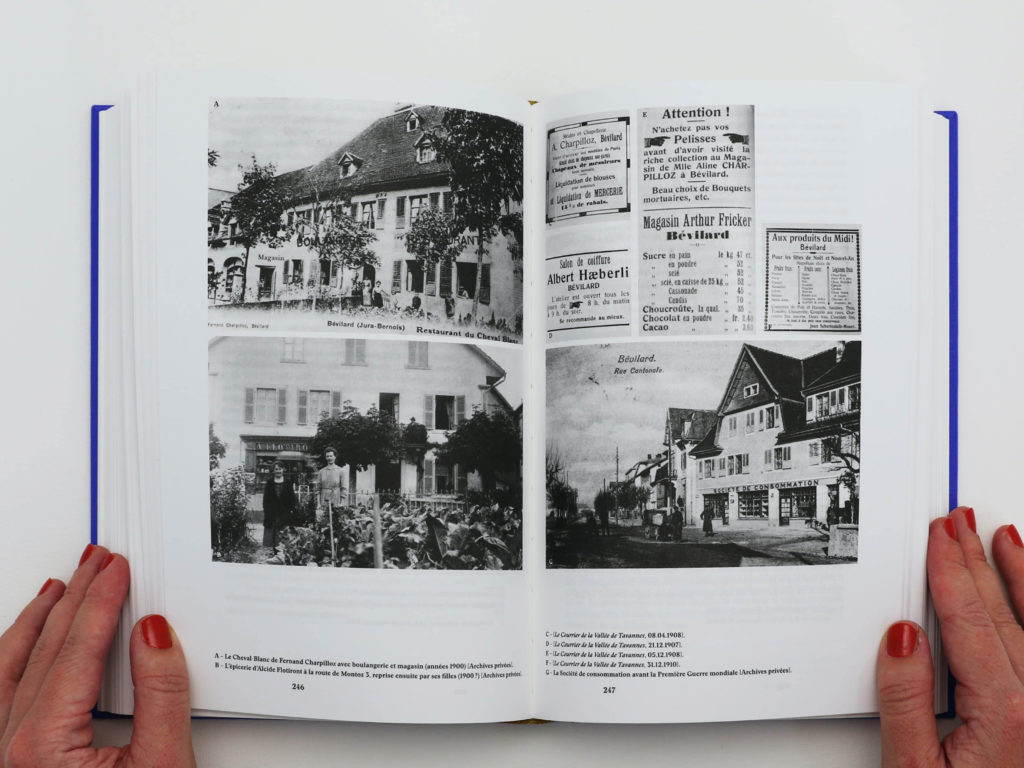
<box><xmin>126</xmin><ymin>614</ymin><xmax>196</xmax><ymax>767</ymax></box>
<box><xmin>876</xmin><ymin>621</ymin><xmax>943</xmax><ymax>767</ymax></box>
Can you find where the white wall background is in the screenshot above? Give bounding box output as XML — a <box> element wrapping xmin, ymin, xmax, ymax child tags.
<box><xmin>2</xmin><ymin>0</ymin><xmax>1020</xmax><ymax>764</ymax></box>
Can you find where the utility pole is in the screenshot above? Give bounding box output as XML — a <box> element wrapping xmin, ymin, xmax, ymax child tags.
<box><xmin>614</xmin><ymin>447</ymin><xmax>620</xmax><ymax>523</ymax></box>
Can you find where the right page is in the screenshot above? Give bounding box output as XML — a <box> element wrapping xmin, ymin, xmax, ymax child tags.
<box><xmin>535</xmin><ymin>82</ymin><xmax>942</xmax><ymax>722</ymax></box>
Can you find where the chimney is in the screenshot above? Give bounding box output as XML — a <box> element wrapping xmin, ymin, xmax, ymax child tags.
<box><xmin>835</xmin><ymin>341</ymin><xmax>846</xmax><ymax>362</ymax></box>
<box><xmin>647</xmin><ymin>454</ymin><xmax>652</xmax><ymax>460</ymax></box>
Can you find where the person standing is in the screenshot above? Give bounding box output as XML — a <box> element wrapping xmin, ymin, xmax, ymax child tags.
<box><xmin>598</xmin><ymin>505</ymin><xmax>610</xmax><ymax>536</ymax></box>
<box><xmin>371</xmin><ymin>280</ymin><xmax>386</xmax><ymax>309</ymax></box>
<box><xmin>701</xmin><ymin>505</ymin><xmax>714</xmax><ymax>537</ymax></box>
<box><xmin>317</xmin><ymin>447</ymin><xmax>345</xmax><ymax>519</ymax></box>
<box><xmin>262</xmin><ymin>462</ymin><xmax>297</xmax><ymax>548</ymax></box>
<box><xmin>670</xmin><ymin>503</ymin><xmax>684</xmax><ymax>542</ymax></box>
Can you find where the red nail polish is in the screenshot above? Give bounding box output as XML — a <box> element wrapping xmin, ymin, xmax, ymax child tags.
<box><xmin>100</xmin><ymin>553</ymin><xmax>116</xmax><ymax>571</ymax></box>
<box><xmin>887</xmin><ymin>622</ymin><xmax>919</xmax><ymax>658</ymax></box>
<box><xmin>79</xmin><ymin>543</ymin><xmax>97</xmax><ymax>566</ymax></box>
<box><xmin>943</xmin><ymin>517</ymin><xmax>958</xmax><ymax>541</ymax></box>
<box><xmin>140</xmin><ymin>615</ymin><xmax>173</xmax><ymax>649</ymax></box>
<box><xmin>37</xmin><ymin>578</ymin><xmax>54</xmax><ymax>597</ymax></box>
<box><xmin>1008</xmin><ymin>525</ymin><xmax>1024</xmax><ymax>549</ymax></box>
<box><xmin>963</xmin><ymin>507</ymin><xmax>976</xmax><ymax>533</ymax></box>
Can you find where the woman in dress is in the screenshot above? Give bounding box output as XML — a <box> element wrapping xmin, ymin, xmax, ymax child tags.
<box><xmin>262</xmin><ymin>462</ymin><xmax>297</xmax><ymax>548</ymax></box>
<box><xmin>701</xmin><ymin>505</ymin><xmax>714</xmax><ymax>537</ymax></box>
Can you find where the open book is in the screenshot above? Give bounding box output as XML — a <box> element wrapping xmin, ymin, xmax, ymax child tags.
<box><xmin>92</xmin><ymin>72</ymin><xmax>956</xmax><ymax>724</ymax></box>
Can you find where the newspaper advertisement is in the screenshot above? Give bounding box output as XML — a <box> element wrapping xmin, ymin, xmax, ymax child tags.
<box><xmin>547</xmin><ymin>113</ymin><xmax>631</xmax><ymax>224</ymax></box>
<box><xmin>637</xmin><ymin>105</ymin><xmax>754</xmax><ymax>335</ymax></box>
<box><xmin>764</xmin><ymin>227</ymin><xmax>861</xmax><ymax>332</ymax></box>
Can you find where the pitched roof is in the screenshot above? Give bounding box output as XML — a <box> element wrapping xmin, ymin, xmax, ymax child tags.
<box><xmin>263</xmin><ymin>105</ymin><xmax>451</xmax><ymax>204</ymax></box>
<box><xmin>804</xmin><ymin>341</ymin><xmax>861</xmax><ymax>392</ymax></box>
<box><xmin>689</xmin><ymin>419</ymin><xmax>722</xmax><ymax>457</ymax></box>
<box><xmin>208</xmin><ymin>188</ymin><xmax>233</xmax><ymax>211</ymax></box>
<box><xmin>744</xmin><ymin>345</ymin><xmax>805</xmax><ymax>400</ymax></box>
<box><xmin>666</xmin><ymin>408</ymin><xmax>718</xmax><ymax>443</ymax></box>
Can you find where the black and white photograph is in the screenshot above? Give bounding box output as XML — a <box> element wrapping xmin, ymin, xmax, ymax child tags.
<box><xmin>207</xmin><ymin>98</ymin><xmax>524</xmax><ymax>343</ymax></box>
<box><xmin>546</xmin><ymin>339</ymin><xmax>860</xmax><ymax>568</ymax></box>
<box><xmin>208</xmin><ymin>335</ymin><xmax>523</xmax><ymax>569</ymax></box>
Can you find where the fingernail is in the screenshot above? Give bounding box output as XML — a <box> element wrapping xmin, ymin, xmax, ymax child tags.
<box><xmin>963</xmin><ymin>507</ymin><xmax>976</xmax><ymax>533</ymax></box>
<box><xmin>79</xmin><ymin>543</ymin><xmax>97</xmax><ymax>566</ymax></box>
<box><xmin>100</xmin><ymin>553</ymin><xmax>116</xmax><ymax>571</ymax></box>
<box><xmin>37</xmin><ymin>578</ymin><xmax>54</xmax><ymax>596</ymax></box>
<box><xmin>141</xmin><ymin>615</ymin><xmax>174</xmax><ymax>649</ymax></box>
<box><xmin>1008</xmin><ymin>524</ymin><xmax>1024</xmax><ymax>549</ymax></box>
<box><xmin>943</xmin><ymin>517</ymin><xmax>958</xmax><ymax>541</ymax></box>
<box><xmin>886</xmin><ymin>622</ymin><xmax>919</xmax><ymax>658</ymax></box>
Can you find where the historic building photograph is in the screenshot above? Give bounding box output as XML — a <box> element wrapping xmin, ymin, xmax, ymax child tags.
<box><xmin>207</xmin><ymin>98</ymin><xmax>523</xmax><ymax>341</ymax></box>
<box><xmin>546</xmin><ymin>340</ymin><xmax>860</xmax><ymax>568</ymax></box>
<box><xmin>208</xmin><ymin>336</ymin><xmax>523</xmax><ymax>569</ymax></box>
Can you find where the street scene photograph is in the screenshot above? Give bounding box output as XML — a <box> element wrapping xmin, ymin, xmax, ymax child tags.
<box><xmin>207</xmin><ymin>98</ymin><xmax>523</xmax><ymax>342</ymax></box>
<box><xmin>546</xmin><ymin>339</ymin><xmax>861</xmax><ymax>568</ymax></box>
<box><xmin>208</xmin><ymin>335</ymin><xmax>523</xmax><ymax>569</ymax></box>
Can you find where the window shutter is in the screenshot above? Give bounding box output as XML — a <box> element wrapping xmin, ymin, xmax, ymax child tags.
<box><xmin>423</xmin><ymin>458</ymin><xmax>434</xmax><ymax>495</ymax></box>
<box><xmin>429</xmin><ymin>192</ymin><xmax>440</xmax><ymax>209</ymax></box>
<box><xmin>479</xmin><ymin>264</ymin><xmax>491</xmax><ymax>305</ymax></box>
<box><xmin>439</xmin><ymin>260</ymin><xmax>453</xmax><ymax>297</ymax></box>
<box><xmin>298</xmin><ymin>390</ymin><xmax>308</xmax><ymax>425</ymax></box>
<box><xmin>377</xmin><ymin>199</ymin><xmax>385</xmax><ymax>222</ymax></box>
<box><xmin>244</xmin><ymin>388</ymin><xmax>255</xmax><ymax>423</ymax></box>
<box><xmin>331</xmin><ymin>390</ymin><xmax>342</xmax><ymax>417</ymax></box>
<box><xmin>277</xmin><ymin>389</ymin><xmax>287</xmax><ymax>424</ymax></box>
<box><xmin>391</xmin><ymin>261</ymin><xmax>402</xmax><ymax>293</ymax></box>
<box><xmin>442</xmin><ymin>191</ymin><xmax>452</xmax><ymax>212</ymax></box>
<box><xmin>425</xmin><ymin>262</ymin><xmax>437</xmax><ymax>296</ymax></box>
<box><xmin>396</xmin><ymin>196</ymin><xmax>406</xmax><ymax>229</ymax></box>
<box><xmin>456</xmin><ymin>464</ymin><xmax>467</xmax><ymax>493</ymax></box>
<box><xmin>455</xmin><ymin>395</ymin><xmax>466</xmax><ymax>426</ymax></box>
<box><xmin>424</xmin><ymin>395</ymin><xmax>435</xmax><ymax>430</ymax></box>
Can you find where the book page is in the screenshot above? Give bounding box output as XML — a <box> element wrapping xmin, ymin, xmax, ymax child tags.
<box><xmin>150</xmin><ymin>71</ymin><xmax>532</xmax><ymax>723</ymax></box>
<box><xmin>535</xmin><ymin>82</ymin><xmax>937</xmax><ymax>722</ymax></box>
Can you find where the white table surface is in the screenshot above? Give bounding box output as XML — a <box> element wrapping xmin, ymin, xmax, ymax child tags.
<box><xmin>2</xmin><ymin>0</ymin><xmax>1019</xmax><ymax>764</ymax></box>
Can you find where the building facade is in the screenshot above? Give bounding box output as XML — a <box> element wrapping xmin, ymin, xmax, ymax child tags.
<box><xmin>208</xmin><ymin>104</ymin><xmax>523</xmax><ymax>332</ymax></box>
<box><xmin>208</xmin><ymin>337</ymin><xmax>515</xmax><ymax>503</ymax></box>
<box><xmin>654</xmin><ymin>407</ymin><xmax>717</xmax><ymax>523</ymax></box>
<box><xmin>688</xmin><ymin>342</ymin><xmax>860</xmax><ymax>528</ymax></box>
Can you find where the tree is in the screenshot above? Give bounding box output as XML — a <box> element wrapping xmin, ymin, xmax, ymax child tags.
<box><xmin>547</xmin><ymin>478</ymin><xmax>577</xmax><ymax>520</ymax></box>
<box><xmin>594</xmin><ymin>489</ymin><xmax>616</xmax><ymax>518</ymax></box>
<box><xmin>433</xmin><ymin>409</ymin><xmax>521</xmax><ymax>494</ymax></box>
<box><xmin>311</xmin><ymin>405</ymin><xmax>402</xmax><ymax>505</ymax></box>
<box><xmin>402</xmin><ymin>206</ymin><xmax>462</xmax><ymax>278</ymax></box>
<box><xmin>291</xmin><ymin>187</ymin><xmax>378</xmax><ymax>310</ymax></box>
<box><xmin>230</xmin><ymin>156</ymin><xmax>291</xmax><ymax>301</ymax></box>
<box><xmin>546</xmin><ymin>443</ymin><xmax>566</xmax><ymax>491</ymax></box>
<box><xmin>430</xmin><ymin>110</ymin><xmax>523</xmax><ymax>317</ymax></box>
<box><xmin>209</xmin><ymin>424</ymin><xmax>226</xmax><ymax>470</ymax></box>
<box><xmin>402</xmin><ymin>419</ymin><xmax>429</xmax><ymax>497</ymax></box>
<box><xmin>824</xmin><ymin>425</ymin><xmax>860</xmax><ymax>524</ymax></box>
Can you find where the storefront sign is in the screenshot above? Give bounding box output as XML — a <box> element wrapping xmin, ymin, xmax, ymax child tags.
<box><xmin>242</xmin><ymin>437</ymin><xmax>311</xmax><ymax>454</ymax></box>
<box><xmin>702</xmin><ymin>478</ymin><xmax>819</xmax><ymax>493</ymax></box>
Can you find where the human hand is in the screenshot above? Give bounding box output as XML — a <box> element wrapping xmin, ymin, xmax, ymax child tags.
<box><xmin>0</xmin><ymin>544</ymin><xmax>195</xmax><ymax>767</ymax></box>
<box><xmin>877</xmin><ymin>506</ymin><xmax>1024</xmax><ymax>767</ymax></box>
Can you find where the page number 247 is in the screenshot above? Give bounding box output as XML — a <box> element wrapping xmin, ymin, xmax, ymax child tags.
<box><xmin>603</xmin><ymin>686</ymin><xmax>616</xmax><ymax>694</ymax></box>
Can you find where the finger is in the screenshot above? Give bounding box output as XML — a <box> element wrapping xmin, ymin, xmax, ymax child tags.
<box><xmin>927</xmin><ymin>515</ymin><xmax>1017</xmax><ymax>692</ymax></box>
<box><xmin>993</xmin><ymin>524</ymin><xmax>1024</xmax><ymax>624</ymax></box>
<box><xmin>125</xmin><ymin>615</ymin><xmax>196</xmax><ymax>767</ymax></box>
<box><xmin>876</xmin><ymin>621</ymin><xmax>943</xmax><ymax>768</ymax></box>
<box><xmin>1</xmin><ymin>543</ymin><xmax>109</xmax><ymax>749</ymax></box>
<box><xmin>19</xmin><ymin>552</ymin><xmax>129</xmax><ymax>754</ymax></box>
<box><xmin>948</xmin><ymin>507</ymin><xmax>1024</xmax><ymax>680</ymax></box>
<box><xmin>0</xmin><ymin>578</ymin><xmax>65</xmax><ymax>732</ymax></box>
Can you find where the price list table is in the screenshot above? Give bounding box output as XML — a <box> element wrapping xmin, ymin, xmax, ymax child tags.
<box><xmin>637</xmin><ymin>105</ymin><xmax>755</xmax><ymax>335</ymax></box>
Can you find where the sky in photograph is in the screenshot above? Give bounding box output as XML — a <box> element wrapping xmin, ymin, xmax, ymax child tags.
<box><xmin>546</xmin><ymin>340</ymin><xmax>841</xmax><ymax>507</ymax></box>
<box><xmin>208</xmin><ymin>98</ymin><xmax>397</xmax><ymax>193</ymax></box>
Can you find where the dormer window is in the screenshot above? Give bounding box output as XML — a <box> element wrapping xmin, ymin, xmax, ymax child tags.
<box><xmin>406</xmin><ymin>111</ymin><xmax>421</xmax><ymax>132</ymax></box>
<box><xmin>414</xmin><ymin>135</ymin><xmax>436</xmax><ymax>164</ymax></box>
<box><xmin>337</xmin><ymin>152</ymin><xmax>362</xmax><ymax>179</ymax></box>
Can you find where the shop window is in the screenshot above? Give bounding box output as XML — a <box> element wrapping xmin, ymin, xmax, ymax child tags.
<box><xmin>780</xmin><ymin>487</ymin><xmax>817</xmax><ymax>519</ymax></box>
<box><xmin>738</xmin><ymin>490</ymin><xmax>769</xmax><ymax>519</ymax></box>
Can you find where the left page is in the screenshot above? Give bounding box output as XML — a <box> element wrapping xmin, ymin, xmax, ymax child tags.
<box><xmin>150</xmin><ymin>71</ymin><xmax>531</xmax><ymax>723</ymax></box>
